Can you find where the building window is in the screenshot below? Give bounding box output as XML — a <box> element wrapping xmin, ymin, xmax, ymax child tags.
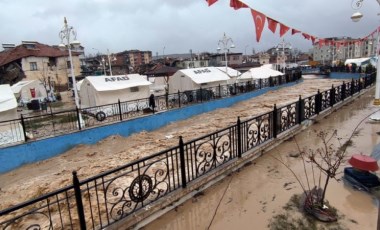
<box><xmin>67</xmin><ymin>61</ymin><xmax>71</xmax><ymax>68</ymax></box>
<box><xmin>130</xmin><ymin>87</ymin><xmax>139</xmax><ymax>92</ymax></box>
<box><xmin>30</xmin><ymin>62</ymin><xmax>37</xmax><ymax>71</ymax></box>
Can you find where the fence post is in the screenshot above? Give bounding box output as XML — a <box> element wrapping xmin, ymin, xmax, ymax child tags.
<box><xmin>330</xmin><ymin>85</ymin><xmax>335</xmax><ymax>107</ymax></box>
<box><xmin>297</xmin><ymin>96</ymin><xmax>302</xmax><ymax>124</ymax></box>
<box><xmin>76</xmin><ymin>106</ymin><xmax>82</xmax><ymax>131</ymax></box>
<box><xmin>72</xmin><ymin>171</ymin><xmax>87</xmax><ymax>230</ymax></box>
<box><xmin>20</xmin><ymin>114</ymin><xmax>27</xmax><ymax>142</ymax></box>
<box><xmin>351</xmin><ymin>79</ymin><xmax>355</xmax><ymax>96</ymax></box>
<box><xmin>272</xmin><ymin>104</ymin><xmax>278</xmax><ymax>138</ymax></box>
<box><xmin>259</xmin><ymin>79</ymin><xmax>262</xmax><ymax>89</ymax></box>
<box><xmin>178</xmin><ymin>90</ymin><xmax>181</xmax><ymax>108</ymax></box>
<box><xmin>200</xmin><ymin>87</ymin><xmax>203</xmax><ymax>103</ymax></box>
<box><xmin>341</xmin><ymin>81</ymin><xmax>346</xmax><ymax>101</ymax></box>
<box><xmin>234</xmin><ymin>83</ymin><xmax>237</xmax><ymax>95</ymax></box>
<box><xmin>179</xmin><ymin>136</ymin><xmax>187</xmax><ymax>188</ymax></box>
<box><xmin>165</xmin><ymin>92</ymin><xmax>169</xmax><ymax>110</ymax></box>
<box><xmin>237</xmin><ymin>117</ymin><xmax>242</xmax><ymax>158</ymax></box>
<box><xmin>118</xmin><ymin>99</ymin><xmax>123</xmax><ymax>121</ymax></box>
<box><xmin>218</xmin><ymin>84</ymin><xmax>221</xmax><ymax>98</ymax></box>
<box><xmin>316</xmin><ymin>90</ymin><xmax>322</xmax><ymax>115</ymax></box>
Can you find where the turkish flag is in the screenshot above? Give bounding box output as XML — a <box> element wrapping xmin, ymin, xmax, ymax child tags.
<box><xmin>230</xmin><ymin>0</ymin><xmax>249</xmax><ymax>10</ymax></box>
<box><xmin>206</xmin><ymin>0</ymin><xmax>218</xmax><ymax>6</ymax></box>
<box><xmin>302</xmin><ymin>33</ymin><xmax>310</xmax><ymax>40</ymax></box>
<box><xmin>251</xmin><ymin>9</ymin><xmax>266</xmax><ymax>42</ymax></box>
<box><xmin>267</xmin><ymin>17</ymin><xmax>278</xmax><ymax>34</ymax></box>
<box><xmin>311</xmin><ymin>36</ymin><xmax>316</xmax><ymax>44</ymax></box>
<box><xmin>279</xmin><ymin>23</ymin><xmax>290</xmax><ymax>37</ymax></box>
<box><xmin>318</xmin><ymin>39</ymin><xmax>325</xmax><ymax>48</ymax></box>
<box><xmin>291</xmin><ymin>28</ymin><xmax>300</xmax><ymax>35</ymax></box>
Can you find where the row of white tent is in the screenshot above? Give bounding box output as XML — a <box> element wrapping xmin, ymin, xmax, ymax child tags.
<box><xmin>77</xmin><ymin>66</ymin><xmax>283</xmax><ymax>108</ymax></box>
<box><xmin>0</xmin><ymin>65</ymin><xmax>284</xmax><ymax>121</ymax></box>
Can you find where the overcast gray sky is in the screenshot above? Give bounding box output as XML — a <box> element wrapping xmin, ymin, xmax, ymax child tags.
<box><xmin>0</xmin><ymin>0</ymin><xmax>379</xmax><ymax>56</ymax></box>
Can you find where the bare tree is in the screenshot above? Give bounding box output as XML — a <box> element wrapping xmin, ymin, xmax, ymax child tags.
<box><xmin>272</xmin><ymin>108</ymin><xmax>380</xmax><ymax>222</ymax></box>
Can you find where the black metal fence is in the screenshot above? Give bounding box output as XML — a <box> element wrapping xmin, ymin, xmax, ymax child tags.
<box><xmin>0</xmin><ymin>73</ymin><xmax>375</xmax><ymax>230</ymax></box>
<box><xmin>0</xmin><ymin>73</ymin><xmax>301</xmax><ymax>147</ymax></box>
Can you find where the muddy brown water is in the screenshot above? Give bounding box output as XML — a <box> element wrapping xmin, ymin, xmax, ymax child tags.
<box><xmin>0</xmin><ymin>78</ymin><xmax>377</xmax><ymax>229</ymax></box>
<box><xmin>143</xmin><ymin>88</ymin><xmax>380</xmax><ymax>230</ymax></box>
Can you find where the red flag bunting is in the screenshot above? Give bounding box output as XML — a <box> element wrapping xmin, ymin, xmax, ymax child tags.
<box><xmin>279</xmin><ymin>23</ymin><xmax>290</xmax><ymax>37</ymax></box>
<box><xmin>267</xmin><ymin>17</ymin><xmax>278</xmax><ymax>34</ymax></box>
<box><xmin>310</xmin><ymin>36</ymin><xmax>315</xmax><ymax>44</ymax></box>
<box><xmin>318</xmin><ymin>39</ymin><xmax>325</xmax><ymax>48</ymax></box>
<box><xmin>302</xmin><ymin>33</ymin><xmax>310</xmax><ymax>40</ymax></box>
<box><xmin>250</xmin><ymin>9</ymin><xmax>266</xmax><ymax>42</ymax></box>
<box><xmin>206</xmin><ymin>0</ymin><xmax>218</xmax><ymax>6</ymax></box>
<box><xmin>230</xmin><ymin>0</ymin><xmax>249</xmax><ymax>10</ymax></box>
<box><xmin>291</xmin><ymin>29</ymin><xmax>300</xmax><ymax>35</ymax></box>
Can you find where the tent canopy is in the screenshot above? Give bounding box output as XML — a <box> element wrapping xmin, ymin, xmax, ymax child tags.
<box><xmin>84</xmin><ymin>74</ymin><xmax>151</xmax><ymax>92</ymax></box>
<box><xmin>177</xmin><ymin>67</ymin><xmax>231</xmax><ymax>84</ymax></box>
<box><xmin>215</xmin><ymin>67</ymin><xmax>241</xmax><ymax>77</ymax></box>
<box><xmin>239</xmin><ymin>66</ymin><xmax>283</xmax><ymax>80</ymax></box>
<box><xmin>345</xmin><ymin>57</ymin><xmax>377</xmax><ymax>66</ymax></box>
<box><xmin>11</xmin><ymin>80</ymin><xmax>36</xmax><ymax>94</ymax></box>
<box><xmin>0</xmin><ymin>84</ymin><xmax>17</xmax><ymax>113</ymax></box>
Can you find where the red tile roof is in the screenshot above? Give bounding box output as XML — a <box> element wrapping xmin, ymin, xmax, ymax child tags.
<box><xmin>0</xmin><ymin>42</ymin><xmax>78</xmax><ymax>66</ymax></box>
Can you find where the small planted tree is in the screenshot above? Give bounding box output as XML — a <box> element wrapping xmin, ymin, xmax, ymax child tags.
<box><xmin>272</xmin><ymin>109</ymin><xmax>379</xmax><ymax>223</ymax></box>
<box><xmin>295</xmin><ymin>129</ymin><xmax>347</xmax><ymax>222</ymax></box>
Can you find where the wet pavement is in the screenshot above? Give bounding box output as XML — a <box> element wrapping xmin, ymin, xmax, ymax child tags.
<box><xmin>142</xmin><ymin>88</ymin><xmax>380</xmax><ymax>230</ymax></box>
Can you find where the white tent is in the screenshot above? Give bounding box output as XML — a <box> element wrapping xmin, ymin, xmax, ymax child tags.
<box><xmin>0</xmin><ymin>84</ymin><xmax>24</xmax><ymax>145</ymax></box>
<box><xmin>0</xmin><ymin>84</ymin><xmax>18</xmax><ymax>122</ymax></box>
<box><xmin>80</xmin><ymin>74</ymin><xmax>152</xmax><ymax>108</ymax></box>
<box><xmin>76</xmin><ymin>79</ymin><xmax>85</xmax><ymax>92</ymax></box>
<box><xmin>168</xmin><ymin>67</ymin><xmax>231</xmax><ymax>94</ymax></box>
<box><xmin>238</xmin><ymin>66</ymin><xmax>283</xmax><ymax>81</ymax></box>
<box><xmin>345</xmin><ymin>57</ymin><xmax>377</xmax><ymax>67</ymax></box>
<box><xmin>11</xmin><ymin>80</ymin><xmax>47</xmax><ymax>104</ymax></box>
<box><xmin>215</xmin><ymin>67</ymin><xmax>241</xmax><ymax>84</ymax></box>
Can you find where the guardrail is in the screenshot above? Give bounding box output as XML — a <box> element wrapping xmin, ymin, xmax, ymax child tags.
<box><xmin>0</xmin><ymin>72</ymin><xmax>375</xmax><ymax>229</ymax></box>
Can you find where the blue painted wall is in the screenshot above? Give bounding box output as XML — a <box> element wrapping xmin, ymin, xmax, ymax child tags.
<box><xmin>0</xmin><ymin>81</ymin><xmax>300</xmax><ymax>173</ymax></box>
<box><xmin>329</xmin><ymin>72</ymin><xmax>362</xmax><ymax>79</ymax></box>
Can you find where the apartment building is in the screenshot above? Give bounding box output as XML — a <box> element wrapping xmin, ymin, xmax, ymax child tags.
<box><xmin>312</xmin><ymin>37</ymin><xmax>378</xmax><ymax>65</ymax></box>
<box><xmin>0</xmin><ymin>41</ymin><xmax>82</xmax><ymax>89</ymax></box>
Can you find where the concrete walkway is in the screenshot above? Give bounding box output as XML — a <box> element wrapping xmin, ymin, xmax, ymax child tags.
<box><xmin>142</xmin><ymin>88</ymin><xmax>380</xmax><ymax>230</ymax></box>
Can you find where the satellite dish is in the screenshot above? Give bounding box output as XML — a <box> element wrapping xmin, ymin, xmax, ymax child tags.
<box><xmin>351</xmin><ymin>0</ymin><xmax>364</xmax><ymax>10</ymax></box>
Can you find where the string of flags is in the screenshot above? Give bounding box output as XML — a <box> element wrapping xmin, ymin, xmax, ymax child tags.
<box><xmin>206</xmin><ymin>0</ymin><xmax>379</xmax><ymax>48</ymax></box>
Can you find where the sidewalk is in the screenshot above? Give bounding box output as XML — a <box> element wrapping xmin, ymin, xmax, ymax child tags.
<box><xmin>143</xmin><ymin>88</ymin><xmax>380</xmax><ymax>230</ymax></box>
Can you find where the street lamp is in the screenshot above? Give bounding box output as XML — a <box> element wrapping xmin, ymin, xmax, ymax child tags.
<box><xmin>292</xmin><ymin>49</ymin><xmax>299</xmax><ymax>64</ymax></box>
<box><xmin>275</xmin><ymin>39</ymin><xmax>292</xmax><ymax>73</ymax></box>
<box><xmin>217</xmin><ymin>32</ymin><xmax>235</xmax><ymax>73</ymax></box>
<box><xmin>92</xmin><ymin>48</ymin><xmax>107</xmax><ymax>75</ymax></box>
<box><xmin>352</xmin><ymin>0</ymin><xmax>380</xmax><ymax>120</ymax></box>
<box><xmin>59</xmin><ymin>17</ymin><xmax>80</xmax><ymax>109</ymax></box>
<box><xmin>59</xmin><ymin>17</ymin><xmax>84</xmax><ymax>127</ymax></box>
<box><xmin>106</xmin><ymin>49</ymin><xmax>117</xmax><ymax>76</ymax></box>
